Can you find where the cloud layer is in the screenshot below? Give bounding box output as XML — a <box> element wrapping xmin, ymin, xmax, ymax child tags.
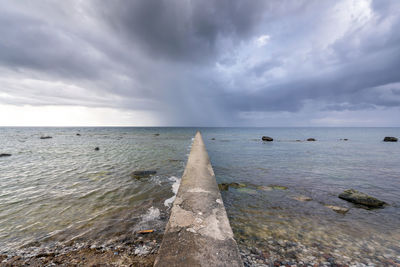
<box><xmin>0</xmin><ymin>0</ymin><xmax>399</xmax><ymax>126</ymax></box>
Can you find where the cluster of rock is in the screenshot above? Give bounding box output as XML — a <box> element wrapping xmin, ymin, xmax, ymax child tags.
<box><xmin>261</xmin><ymin>135</ymin><xmax>399</xmax><ymax>142</ymax></box>
<box><xmin>219</xmin><ymin>181</ymin><xmax>387</xmax><ymax>211</ymax></box>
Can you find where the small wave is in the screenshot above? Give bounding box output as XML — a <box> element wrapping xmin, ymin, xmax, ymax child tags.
<box><xmin>164</xmin><ymin>176</ymin><xmax>181</xmax><ymax>207</ymax></box>
<box><xmin>141</xmin><ymin>206</ymin><xmax>160</xmax><ymax>222</ymax></box>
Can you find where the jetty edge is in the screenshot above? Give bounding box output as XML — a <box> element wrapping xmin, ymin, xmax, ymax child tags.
<box><xmin>154</xmin><ymin>131</ymin><xmax>243</xmax><ymax>267</ymax></box>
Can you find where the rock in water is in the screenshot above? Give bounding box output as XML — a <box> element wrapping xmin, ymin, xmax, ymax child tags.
<box><xmin>154</xmin><ymin>133</ymin><xmax>160</xmax><ymax>136</ymax></box>
<box><xmin>131</xmin><ymin>170</ymin><xmax>157</xmax><ymax>179</ymax></box>
<box><xmin>293</xmin><ymin>195</ymin><xmax>313</xmax><ymax>202</ymax></box>
<box><xmin>94</xmin><ymin>147</ymin><xmax>100</xmax><ymax>151</ymax></box>
<box><xmin>262</xmin><ymin>136</ymin><xmax>273</xmax><ymax>141</ymax></box>
<box><xmin>325</xmin><ymin>205</ymin><xmax>349</xmax><ymax>214</ymax></box>
<box><xmin>383</xmin><ymin>136</ymin><xmax>398</xmax><ymax>142</ymax></box>
<box><xmin>339</xmin><ymin>189</ymin><xmax>386</xmax><ymax>208</ymax></box>
<box><xmin>40</xmin><ymin>136</ymin><xmax>52</xmax><ymax>139</ymax></box>
<box><xmin>307</xmin><ymin>138</ymin><xmax>316</xmax><ymax>141</ymax></box>
<box><xmin>0</xmin><ymin>153</ymin><xmax>12</xmax><ymax>157</ymax></box>
<box><xmin>76</xmin><ymin>133</ymin><xmax>81</xmax><ymax>136</ymax></box>
<box><xmin>257</xmin><ymin>185</ymin><xmax>288</xmax><ymax>191</ymax></box>
<box><xmin>218</xmin><ymin>183</ymin><xmax>229</xmax><ymax>191</ymax></box>
<box><xmin>229</xmin><ymin>182</ymin><xmax>246</xmax><ymax>189</ymax></box>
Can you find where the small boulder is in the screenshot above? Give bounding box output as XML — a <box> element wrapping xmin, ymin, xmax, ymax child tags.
<box><xmin>262</xmin><ymin>136</ymin><xmax>273</xmax><ymax>142</ymax></box>
<box><xmin>218</xmin><ymin>183</ymin><xmax>229</xmax><ymax>191</ymax></box>
<box><xmin>307</xmin><ymin>138</ymin><xmax>316</xmax><ymax>141</ymax></box>
<box><xmin>154</xmin><ymin>133</ymin><xmax>160</xmax><ymax>136</ymax></box>
<box><xmin>76</xmin><ymin>133</ymin><xmax>81</xmax><ymax>136</ymax></box>
<box><xmin>292</xmin><ymin>195</ymin><xmax>312</xmax><ymax>202</ymax></box>
<box><xmin>383</xmin><ymin>136</ymin><xmax>398</xmax><ymax>142</ymax></box>
<box><xmin>131</xmin><ymin>170</ymin><xmax>157</xmax><ymax>179</ymax></box>
<box><xmin>40</xmin><ymin>136</ymin><xmax>52</xmax><ymax>139</ymax></box>
<box><xmin>94</xmin><ymin>147</ymin><xmax>100</xmax><ymax>151</ymax></box>
<box><xmin>0</xmin><ymin>153</ymin><xmax>12</xmax><ymax>157</ymax></box>
<box><xmin>211</xmin><ymin>138</ymin><xmax>216</xmax><ymax>140</ymax></box>
<box><xmin>325</xmin><ymin>205</ymin><xmax>349</xmax><ymax>214</ymax></box>
<box><xmin>339</xmin><ymin>189</ymin><xmax>386</xmax><ymax>208</ymax></box>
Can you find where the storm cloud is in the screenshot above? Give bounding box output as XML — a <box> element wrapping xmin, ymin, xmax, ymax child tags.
<box><xmin>0</xmin><ymin>0</ymin><xmax>399</xmax><ymax>126</ymax></box>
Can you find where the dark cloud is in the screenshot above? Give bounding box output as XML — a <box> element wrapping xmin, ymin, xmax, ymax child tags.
<box><xmin>0</xmin><ymin>0</ymin><xmax>399</xmax><ymax>126</ymax></box>
<box><xmin>96</xmin><ymin>0</ymin><xmax>268</xmax><ymax>63</ymax></box>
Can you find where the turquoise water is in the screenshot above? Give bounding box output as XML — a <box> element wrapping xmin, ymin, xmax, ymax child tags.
<box><xmin>1</xmin><ymin>127</ymin><xmax>399</xmax><ymax>264</ymax></box>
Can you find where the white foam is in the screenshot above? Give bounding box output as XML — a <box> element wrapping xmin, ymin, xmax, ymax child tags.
<box><xmin>142</xmin><ymin>206</ymin><xmax>160</xmax><ymax>222</ymax></box>
<box><xmin>164</xmin><ymin>176</ymin><xmax>181</xmax><ymax>207</ymax></box>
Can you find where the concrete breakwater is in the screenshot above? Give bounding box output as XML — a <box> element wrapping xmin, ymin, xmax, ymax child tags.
<box><xmin>154</xmin><ymin>131</ymin><xmax>242</xmax><ymax>267</ymax></box>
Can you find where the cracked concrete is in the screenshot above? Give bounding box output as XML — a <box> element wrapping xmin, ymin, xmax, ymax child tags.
<box><xmin>154</xmin><ymin>131</ymin><xmax>242</xmax><ymax>267</ymax></box>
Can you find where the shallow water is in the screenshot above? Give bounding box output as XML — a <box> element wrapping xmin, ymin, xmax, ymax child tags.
<box><xmin>0</xmin><ymin>127</ymin><xmax>193</xmax><ymax>255</ymax></box>
<box><xmin>1</xmin><ymin>127</ymin><xmax>399</xmax><ymax>265</ymax></box>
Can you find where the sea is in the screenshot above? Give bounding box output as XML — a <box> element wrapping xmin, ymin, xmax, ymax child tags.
<box><xmin>1</xmin><ymin>127</ymin><xmax>399</xmax><ymax>265</ymax></box>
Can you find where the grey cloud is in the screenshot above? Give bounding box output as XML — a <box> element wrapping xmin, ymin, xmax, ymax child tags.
<box><xmin>95</xmin><ymin>0</ymin><xmax>268</xmax><ymax>63</ymax></box>
<box><xmin>0</xmin><ymin>0</ymin><xmax>399</xmax><ymax>126</ymax></box>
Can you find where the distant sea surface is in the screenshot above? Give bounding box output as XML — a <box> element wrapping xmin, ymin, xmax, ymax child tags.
<box><xmin>1</xmin><ymin>127</ymin><xmax>399</xmax><ymax>264</ymax></box>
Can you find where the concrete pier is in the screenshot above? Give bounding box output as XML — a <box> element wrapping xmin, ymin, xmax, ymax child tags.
<box><xmin>154</xmin><ymin>131</ymin><xmax>243</xmax><ymax>267</ymax></box>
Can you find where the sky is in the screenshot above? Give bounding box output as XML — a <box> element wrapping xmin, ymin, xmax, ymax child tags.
<box><xmin>0</xmin><ymin>0</ymin><xmax>400</xmax><ymax>127</ymax></box>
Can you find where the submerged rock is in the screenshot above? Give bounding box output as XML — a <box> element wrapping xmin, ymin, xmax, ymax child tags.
<box><xmin>154</xmin><ymin>133</ymin><xmax>160</xmax><ymax>136</ymax></box>
<box><xmin>257</xmin><ymin>185</ymin><xmax>288</xmax><ymax>191</ymax></box>
<box><xmin>262</xmin><ymin>136</ymin><xmax>273</xmax><ymax>141</ymax></box>
<box><xmin>211</xmin><ymin>138</ymin><xmax>216</xmax><ymax>140</ymax></box>
<box><xmin>76</xmin><ymin>133</ymin><xmax>81</xmax><ymax>136</ymax></box>
<box><xmin>94</xmin><ymin>147</ymin><xmax>100</xmax><ymax>151</ymax></box>
<box><xmin>325</xmin><ymin>205</ymin><xmax>349</xmax><ymax>214</ymax></box>
<box><xmin>40</xmin><ymin>136</ymin><xmax>52</xmax><ymax>139</ymax></box>
<box><xmin>131</xmin><ymin>170</ymin><xmax>157</xmax><ymax>179</ymax></box>
<box><xmin>229</xmin><ymin>182</ymin><xmax>247</xmax><ymax>189</ymax></box>
<box><xmin>306</xmin><ymin>138</ymin><xmax>316</xmax><ymax>141</ymax></box>
<box><xmin>237</xmin><ymin>188</ymin><xmax>258</xmax><ymax>194</ymax></box>
<box><xmin>0</xmin><ymin>153</ymin><xmax>12</xmax><ymax>157</ymax></box>
<box><xmin>218</xmin><ymin>182</ymin><xmax>246</xmax><ymax>191</ymax></box>
<box><xmin>383</xmin><ymin>136</ymin><xmax>398</xmax><ymax>142</ymax></box>
<box><xmin>218</xmin><ymin>183</ymin><xmax>229</xmax><ymax>191</ymax></box>
<box><xmin>339</xmin><ymin>189</ymin><xmax>386</xmax><ymax>208</ymax></box>
<box><xmin>292</xmin><ymin>195</ymin><xmax>313</xmax><ymax>202</ymax></box>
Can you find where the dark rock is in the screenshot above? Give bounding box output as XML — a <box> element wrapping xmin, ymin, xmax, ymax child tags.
<box><xmin>307</xmin><ymin>138</ymin><xmax>316</xmax><ymax>141</ymax></box>
<box><xmin>0</xmin><ymin>153</ymin><xmax>12</xmax><ymax>157</ymax></box>
<box><xmin>131</xmin><ymin>170</ymin><xmax>157</xmax><ymax>179</ymax></box>
<box><xmin>94</xmin><ymin>147</ymin><xmax>100</xmax><ymax>151</ymax></box>
<box><xmin>262</xmin><ymin>136</ymin><xmax>273</xmax><ymax>141</ymax></box>
<box><xmin>40</xmin><ymin>136</ymin><xmax>52</xmax><ymax>139</ymax></box>
<box><xmin>211</xmin><ymin>138</ymin><xmax>216</xmax><ymax>140</ymax></box>
<box><xmin>218</xmin><ymin>183</ymin><xmax>229</xmax><ymax>191</ymax></box>
<box><xmin>218</xmin><ymin>182</ymin><xmax>246</xmax><ymax>191</ymax></box>
<box><xmin>76</xmin><ymin>133</ymin><xmax>81</xmax><ymax>136</ymax></box>
<box><xmin>339</xmin><ymin>189</ymin><xmax>386</xmax><ymax>208</ymax></box>
<box><xmin>154</xmin><ymin>133</ymin><xmax>160</xmax><ymax>136</ymax></box>
<box><xmin>383</xmin><ymin>136</ymin><xmax>398</xmax><ymax>142</ymax></box>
